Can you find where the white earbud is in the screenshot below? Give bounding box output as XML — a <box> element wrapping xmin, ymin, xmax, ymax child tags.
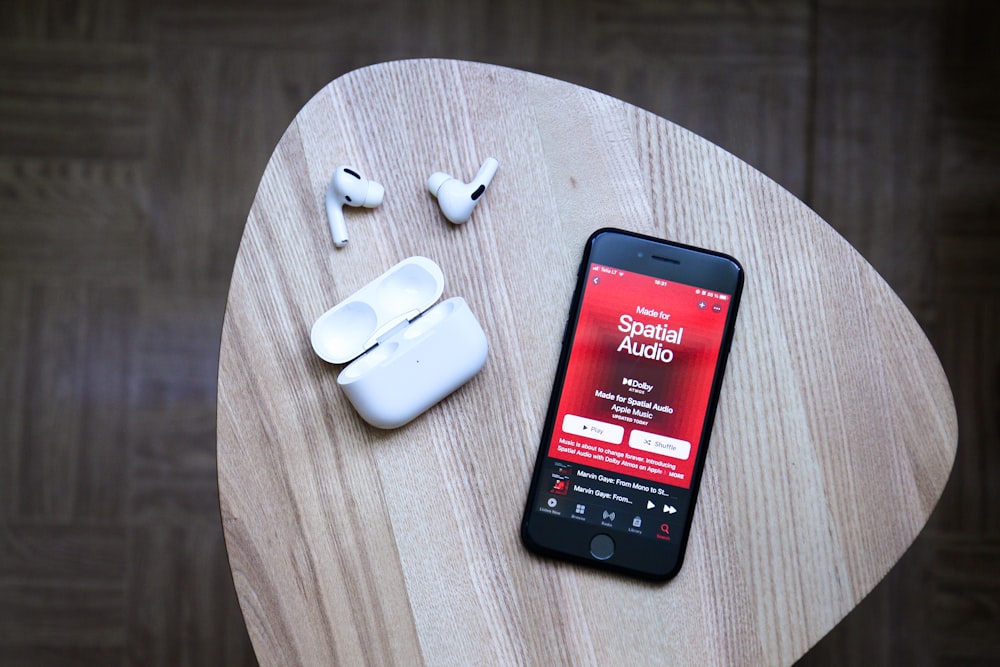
<box><xmin>426</xmin><ymin>157</ymin><xmax>499</xmax><ymax>224</ymax></box>
<box><xmin>325</xmin><ymin>166</ymin><xmax>385</xmax><ymax>247</ymax></box>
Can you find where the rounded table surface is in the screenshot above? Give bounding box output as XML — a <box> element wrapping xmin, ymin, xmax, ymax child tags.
<box><xmin>217</xmin><ymin>59</ymin><xmax>957</xmax><ymax>666</ymax></box>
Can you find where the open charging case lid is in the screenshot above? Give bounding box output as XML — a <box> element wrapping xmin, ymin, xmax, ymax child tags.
<box><xmin>311</xmin><ymin>256</ymin><xmax>445</xmax><ymax>364</ymax></box>
<box><xmin>310</xmin><ymin>256</ymin><xmax>488</xmax><ymax>429</ymax></box>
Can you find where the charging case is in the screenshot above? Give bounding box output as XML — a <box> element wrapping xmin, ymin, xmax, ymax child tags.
<box><xmin>310</xmin><ymin>256</ymin><xmax>489</xmax><ymax>429</ymax></box>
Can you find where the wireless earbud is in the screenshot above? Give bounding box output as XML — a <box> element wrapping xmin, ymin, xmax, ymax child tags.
<box><xmin>325</xmin><ymin>166</ymin><xmax>385</xmax><ymax>247</ymax></box>
<box><xmin>426</xmin><ymin>157</ymin><xmax>498</xmax><ymax>224</ymax></box>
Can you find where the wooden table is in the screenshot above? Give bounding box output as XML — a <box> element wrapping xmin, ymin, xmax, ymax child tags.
<box><xmin>217</xmin><ymin>59</ymin><xmax>957</xmax><ymax>666</ymax></box>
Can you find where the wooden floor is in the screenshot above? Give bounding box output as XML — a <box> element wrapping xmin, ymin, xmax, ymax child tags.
<box><xmin>0</xmin><ymin>1</ymin><xmax>996</xmax><ymax>665</ymax></box>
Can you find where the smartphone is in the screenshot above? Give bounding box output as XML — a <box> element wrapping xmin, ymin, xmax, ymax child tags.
<box><xmin>521</xmin><ymin>228</ymin><xmax>743</xmax><ymax>581</ymax></box>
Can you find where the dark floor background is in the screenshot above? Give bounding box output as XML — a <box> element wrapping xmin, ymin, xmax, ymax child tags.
<box><xmin>1</xmin><ymin>1</ymin><xmax>997</xmax><ymax>665</ymax></box>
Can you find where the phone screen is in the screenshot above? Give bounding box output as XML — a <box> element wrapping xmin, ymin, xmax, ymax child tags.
<box><xmin>549</xmin><ymin>263</ymin><xmax>730</xmax><ymax>488</ymax></box>
<box><xmin>522</xmin><ymin>229</ymin><xmax>742</xmax><ymax>579</ymax></box>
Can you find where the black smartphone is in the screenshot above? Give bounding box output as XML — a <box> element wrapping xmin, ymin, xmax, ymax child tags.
<box><xmin>521</xmin><ymin>228</ymin><xmax>743</xmax><ymax>581</ymax></box>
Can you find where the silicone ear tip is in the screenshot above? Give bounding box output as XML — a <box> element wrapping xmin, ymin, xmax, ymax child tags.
<box><xmin>365</xmin><ymin>180</ymin><xmax>384</xmax><ymax>207</ymax></box>
<box><xmin>426</xmin><ymin>172</ymin><xmax>450</xmax><ymax>196</ymax></box>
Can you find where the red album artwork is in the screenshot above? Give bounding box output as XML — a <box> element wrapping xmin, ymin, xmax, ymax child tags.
<box><xmin>546</xmin><ymin>264</ymin><xmax>731</xmax><ymax>489</ymax></box>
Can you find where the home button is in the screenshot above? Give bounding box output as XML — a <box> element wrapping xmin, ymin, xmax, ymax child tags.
<box><xmin>589</xmin><ymin>533</ymin><xmax>615</xmax><ymax>561</ymax></box>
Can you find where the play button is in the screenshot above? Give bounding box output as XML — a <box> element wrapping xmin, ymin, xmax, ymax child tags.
<box><xmin>646</xmin><ymin>500</ymin><xmax>655</xmax><ymax>510</ymax></box>
<box><xmin>561</xmin><ymin>414</ymin><xmax>625</xmax><ymax>445</ymax></box>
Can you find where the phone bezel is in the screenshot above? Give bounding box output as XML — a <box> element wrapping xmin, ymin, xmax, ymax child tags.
<box><xmin>521</xmin><ymin>228</ymin><xmax>744</xmax><ymax>581</ymax></box>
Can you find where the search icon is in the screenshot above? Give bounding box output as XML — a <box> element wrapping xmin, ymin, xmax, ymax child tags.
<box><xmin>659</xmin><ymin>523</ymin><xmax>670</xmax><ymax>535</ymax></box>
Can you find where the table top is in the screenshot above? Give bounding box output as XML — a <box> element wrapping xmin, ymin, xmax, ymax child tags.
<box><xmin>217</xmin><ymin>59</ymin><xmax>957</xmax><ymax>666</ymax></box>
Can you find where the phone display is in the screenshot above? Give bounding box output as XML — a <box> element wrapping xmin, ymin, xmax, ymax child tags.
<box><xmin>521</xmin><ymin>228</ymin><xmax>743</xmax><ymax>580</ymax></box>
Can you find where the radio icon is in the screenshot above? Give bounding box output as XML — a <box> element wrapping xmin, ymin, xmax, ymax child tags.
<box><xmin>602</xmin><ymin>510</ymin><xmax>616</xmax><ymax>521</ymax></box>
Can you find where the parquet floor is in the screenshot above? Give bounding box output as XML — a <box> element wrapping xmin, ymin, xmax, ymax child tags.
<box><xmin>1</xmin><ymin>2</ymin><xmax>997</xmax><ymax>665</ymax></box>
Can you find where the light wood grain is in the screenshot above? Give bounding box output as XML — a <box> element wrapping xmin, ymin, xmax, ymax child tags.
<box><xmin>217</xmin><ymin>59</ymin><xmax>957</xmax><ymax>666</ymax></box>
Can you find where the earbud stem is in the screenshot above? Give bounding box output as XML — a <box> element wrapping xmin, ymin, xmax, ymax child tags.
<box><xmin>326</xmin><ymin>190</ymin><xmax>349</xmax><ymax>247</ymax></box>
<box><xmin>474</xmin><ymin>158</ymin><xmax>499</xmax><ymax>189</ymax></box>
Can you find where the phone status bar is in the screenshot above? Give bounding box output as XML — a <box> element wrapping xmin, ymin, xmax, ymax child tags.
<box><xmin>591</xmin><ymin>264</ymin><xmax>730</xmax><ymax>301</ymax></box>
